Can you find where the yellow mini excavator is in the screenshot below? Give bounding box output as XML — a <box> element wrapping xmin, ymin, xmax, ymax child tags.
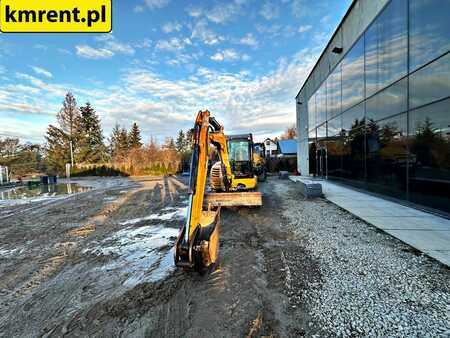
<box><xmin>174</xmin><ymin>110</ymin><xmax>263</xmax><ymax>272</ymax></box>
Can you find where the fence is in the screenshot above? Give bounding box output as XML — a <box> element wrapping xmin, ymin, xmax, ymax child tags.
<box><xmin>265</xmin><ymin>157</ymin><xmax>298</xmax><ymax>173</ymax></box>
<box><xmin>71</xmin><ymin>161</ymin><xmax>181</xmax><ymax>177</ymax></box>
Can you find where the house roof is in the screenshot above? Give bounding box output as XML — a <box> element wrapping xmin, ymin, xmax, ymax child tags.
<box><xmin>278</xmin><ymin>139</ymin><xmax>297</xmax><ymax>155</ymax></box>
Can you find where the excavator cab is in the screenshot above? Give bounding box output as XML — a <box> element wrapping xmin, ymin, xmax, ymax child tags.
<box><xmin>227</xmin><ymin>134</ymin><xmax>257</xmax><ymax>190</ymax></box>
<box><xmin>252</xmin><ymin>142</ymin><xmax>267</xmax><ymax>182</ymax></box>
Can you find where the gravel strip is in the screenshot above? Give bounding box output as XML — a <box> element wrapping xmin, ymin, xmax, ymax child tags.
<box><xmin>282</xmin><ymin>195</ymin><xmax>450</xmax><ymax>338</ymax></box>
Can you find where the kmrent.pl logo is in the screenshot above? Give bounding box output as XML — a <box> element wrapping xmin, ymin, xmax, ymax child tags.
<box><xmin>0</xmin><ymin>0</ymin><xmax>112</xmax><ymax>33</ymax></box>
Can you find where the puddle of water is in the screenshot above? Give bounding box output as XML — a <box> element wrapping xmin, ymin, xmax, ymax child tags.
<box><xmin>0</xmin><ymin>183</ymin><xmax>91</xmax><ymax>201</ymax></box>
<box><xmin>120</xmin><ymin>206</ymin><xmax>187</xmax><ymax>225</ymax></box>
<box><xmin>85</xmin><ymin>224</ymin><xmax>179</xmax><ymax>286</ymax></box>
<box><xmin>0</xmin><ymin>247</ymin><xmax>22</xmax><ymax>258</ymax></box>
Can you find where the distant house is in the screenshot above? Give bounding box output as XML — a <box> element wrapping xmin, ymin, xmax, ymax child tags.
<box><xmin>264</xmin><ymin>138</ymin><xmax>278</xmax><ymax>157</ymax></box>
<box><xmin>277</xmin><ymin>139</ymin><xmax>297</xmax><ymax>158</ymax></box>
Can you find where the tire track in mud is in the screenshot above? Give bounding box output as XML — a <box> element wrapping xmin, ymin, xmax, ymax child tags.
<box><xmin>0</xmin><ymin>177</ymin><xmax>190</xmax><ymax>337</ymax></box>
<box><xmin>1</xmin><ymin>177</ymin><xmax>319</xmax><ymax>337</ymax></box>
<box><xmin>53</xmin><ymin>180</ymin><xmax>306</xmax><ymax>337</ymax></box>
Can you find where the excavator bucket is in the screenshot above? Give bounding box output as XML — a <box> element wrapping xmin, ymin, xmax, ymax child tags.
<box><xmin>204</xmin><ymin>192</ymin><xmax>263</xmax><ymax>207</ymax></box>
<box><xmin>174</xmin><ymin>207</ymin><xmax>221</xmax><ymax>272</ymax></box>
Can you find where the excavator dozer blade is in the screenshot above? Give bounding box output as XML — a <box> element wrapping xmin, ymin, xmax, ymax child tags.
<box><xmin>204</xmin><ymin>192</ymin><xmax>263</xmax><ymax>207</ymax></box>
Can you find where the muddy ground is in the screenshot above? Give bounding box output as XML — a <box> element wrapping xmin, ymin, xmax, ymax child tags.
<box><xmin>0</xmin><ymin>176</ymin><xmax>311</xmax><ymax>337</ymax></box>
<box><xmin>0</xmin><ymin>176</ymin><xmax>448</xmax><ymax>337</ymax></box>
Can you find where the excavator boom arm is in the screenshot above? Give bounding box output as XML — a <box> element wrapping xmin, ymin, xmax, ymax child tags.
<box><xmin>175</xmin><ymin>110</ymin><xmax>221</xmax><ymax>271</ymax></box>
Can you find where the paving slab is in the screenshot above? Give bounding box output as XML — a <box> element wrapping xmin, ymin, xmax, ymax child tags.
<box><xmin>289</xmin><ymin>176</ymin><xmax>450</xmax><ymax>267</ymax></box>
<box><xmin>384</xmin><ymin>229</ymin><xmax>450</xmax><ymax>251</ymax></box>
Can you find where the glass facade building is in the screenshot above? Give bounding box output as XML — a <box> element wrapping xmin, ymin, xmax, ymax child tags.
<box><xmin>304</xmin><ymin>0</ymin><xmax>450</xmax><ymax>215</ymax></box>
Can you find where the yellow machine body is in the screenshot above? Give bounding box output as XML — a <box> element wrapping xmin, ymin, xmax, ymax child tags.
<box><xmin>175</xmin><ymin>110</ymin><xmax>263</xmax><ymax>272</ymax></box>
<box><xmin>230</xmin><ymin>176</ymin><xmax>257</xmax><ymax>190</ymax></box>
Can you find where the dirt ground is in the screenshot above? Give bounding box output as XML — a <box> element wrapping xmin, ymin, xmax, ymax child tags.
<box><xmin>1</xmin><ymin>176</ymin><xmax>448</xmax><ymax>337</ymax></box>
<box><xmin>0</xmin><ymin>176</ymin><xmax>317</xmax><ymax>337</ymax></box>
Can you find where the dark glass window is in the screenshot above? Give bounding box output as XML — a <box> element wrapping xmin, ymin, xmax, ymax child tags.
<box><xmin>327</xmin><ymin>64</ymin><xmax>342</xmax><ymax>120</ymax></box>
<box><xmin>366</xmin><ymin>113</ymin><xmax>408</xmax><ymax>198</ymax></box>
<box><xmin>308</xmin><ymin>93</ymin><xmax>316</xmax><ymax>130</ymax></box>
<box><xmin>309</xmin><ymin>142</ymin><xmax>317</xmax><ymax>175</ymax></box>
<box><xmin>317</xmin><ymin>123</ymin><xmax>327</xmax><ymax>140</ymax></box>
<box><xmin>327</xmin><ymin>114</ymin><xmax>341</xmax><ymax>137</ymax></box>
<box><xmin>365</xmin><ymin>0</ymin><xmax>407</xmax><ymax>97</ymax></box>
<box><xmin>327</xmin><ymin>115</ymin><xmax>343</xmax><ymax>178</ymax></box>
<box><xmin>366</xmin><ymin>78</ymin><xmax>407</xmax><ymax>122</ymax></box>
<box><xmin>342</xmin><ymin>102</ymin><xmax>365</xmax><ymax>131</ymax></box>
<box><xmin>342</xmin><ymin>103</ymin><xmax>365</xmax><ymax>181</ymax></box>
<box><xmin>342</xmin><ymin>36</ymin><xmax>365</xmax><ymax>112</ymax></box>
<box><xmin>308</xmin><ymin>128</ymin><xmax>316</xmax><ymax>141</ymax></box>
<box><xmin>410</xmin><ymin>0</ymin><xmax>450</xmax><ymax>71</ymax></box>
<box><xmin>316</xmin><ymin>84</ymin><xmax>327</xmax><ymax>126</ymax></box>
<box><xmin>409</xmin><ymin>53</ymin><xmax>450</xmax><ymax>109</ymax></box>
<box><xmin>365</xmin><ymin>18</ymin><xmax>378</xmax><ymax>97</ymax></box>
<box><xmin>408</xmin><ymin>99</ymin><xmax>450</xmax><ymax>213</ymax></box>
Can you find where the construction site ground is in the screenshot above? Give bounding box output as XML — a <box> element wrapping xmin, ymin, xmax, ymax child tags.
<box><xmin>0</xmin><ymin>176</ymin><xmax>448</xmax><ymax>337</ymax></box>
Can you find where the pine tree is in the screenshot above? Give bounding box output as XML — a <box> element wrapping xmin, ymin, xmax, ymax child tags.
<box><xmin>79</xmin><ymin>102</ymin><xmax>106</xmax><ymax>163</ymax></box>
<box><xmin>128</xmin><ymin>122</ymin><xmax>143</xmax><ymax>149</ymax></box>
<box><xmin>185</xmin><ymin>128</ymin><xmax>194</xmax><ymax>150</ymax></box>
<box><xmin>175</xmin><ymin>130</ymin><xmax>185</xmax><ymax>152</ymax></box>
<box><xmin>164</xmin><ymin>137</ymin><xmax>176</xmax><ymax>150</ymax></box>
<box><xmin>57</xmin><ymin>92</ymin><xmax>81</xmax><ymax>141</ymax></box>
<box><xmin>109</xmin><ymin>123</ymin><xmax>121</xmax><ymax>157</ymax></box>
<box><xmin>45</xmin><ymin>125</ymin><xmax>70</xmax><ymax>173</ymax></box>
<box><xmin>118</xmin><ymin>128</ymin><xmax>129</xmax><ymax>153</ymax></box>
<box><xmin>45</xmin><ymin>92</ymin><xmax>82</xmax><ymax>172</ymax></box>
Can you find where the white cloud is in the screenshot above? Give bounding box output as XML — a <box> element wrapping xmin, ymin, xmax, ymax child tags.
<box><xmin>33</xmin><ymin>44</ymin><xmax>48</xmax><ymax>51</ymax></box>
<box><xmin>75</xmin><ymin>36</ymin><xmax>135</xmax><ymax>59</ymax></box>
<box><xmin>104</xmin><ymin>40</ymin><xmax>135</xmax><ymax>55</ymax></box>
<box><xmin>211</xmin><ymin>49</ymin><xmax>248</xmax><ymax>62</ymax></box>
<box><xmin>3</xmin><ymin>37</ymin><xmax>320</xmax><ymax>143</ymax></box>
<box><xmin>30</xmin><ymin>66</ymin><xmax>53</xmax><ymax>78</ymax></box>
<box><xmin>291</xmin><ymin>0</ymin><xmax>313</xmax><ymax>18</ymax></box>
<box><xmin>144</xmin><ymin>0</ymin><xmax>170</xmax><ymax>10</ymax></box>
<box><xmin>0</xmin><ymin>115</ymin><xmax>52</xmax><ymax>143</ymax></box>
<box><xmin>134</xmin><ymin>39</ymin><xmax>152</xmax><ymax>49</ymax></box>
<box><xmin>206</xmin><ymin>3</ymin><xmax>239</xmax><ymax>24</ymax></box>
<box><xmin>115</xmin><ymin>48</ymin><xmax>318</xmax><ymax>138</ymax></box>
<box><xmin>155</xmin><ymin>38</ymin><xmax>189</xmax><ymax>52</ymax></box>
<box><xmin>260</xmin><ymin>2</ymin><xmax>280</xmax><ymax>20</ymax></box>
<box><xmin>162</xmin><ymin>21</ymin><xmax>182</xmax><ymax>33</ymax></box>
<box><xmin>256</xmin><ymin>24</ymin><xmax>297</xmax><ymax>38</ymax></box>
<box><xmin>292</xmin><ymin>0</ymin><xmax>302</xmax><ymax>17</ymax></box>
<box><xmin>186</xmin><ymin>5</ymin><xmax>202</xmax><ymax>18</ymax></box>
<box><xmin>186</xmin><ymin>0</ymin><xmax>247</xmax><ymax>24</ymax></box>
<box><xmin>76</xmin><ymin>45</ymin><xmax>114</xmax><ymax>59</ymax></box>
<box><xmin>57</xmin><ymin>48</ymin><xmax>72</xmax><ymax>55</ymax></box>
<box><xmin>191</xmin><ymin>19</ymin><xmax>224</xmax><ymax>45</ymax></box>
<box><xmin>239</xmin><ymin>33</ymin><xmax>258</xmax><ymax>48</ymax></box>
<box><xmin>298</xmin><ymin>25</ymin><xmax>312</xmax><ymax>33</ymax></box>
<box><xmin>134</xmin><ymin>5</ymin><xmax>144</xmax><ymax>13</ymax></box>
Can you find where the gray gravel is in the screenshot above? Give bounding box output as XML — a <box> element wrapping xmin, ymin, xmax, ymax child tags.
<box><xmin>281</xmin><ymin>193</ymin><xmax>450</xmax><ymax>338</ymax></box>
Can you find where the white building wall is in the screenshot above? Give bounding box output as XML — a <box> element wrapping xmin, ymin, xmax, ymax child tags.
<box><xmin>264</xmin><ymin>140</ymin><xmax>278</xmax><ymax>157</ymax></box>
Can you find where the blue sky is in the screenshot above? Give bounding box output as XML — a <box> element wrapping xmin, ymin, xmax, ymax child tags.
<box><xmin>0</xmin><ymin>0</ymin><xmax>352</xmax><ymax>144</ymax></box>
